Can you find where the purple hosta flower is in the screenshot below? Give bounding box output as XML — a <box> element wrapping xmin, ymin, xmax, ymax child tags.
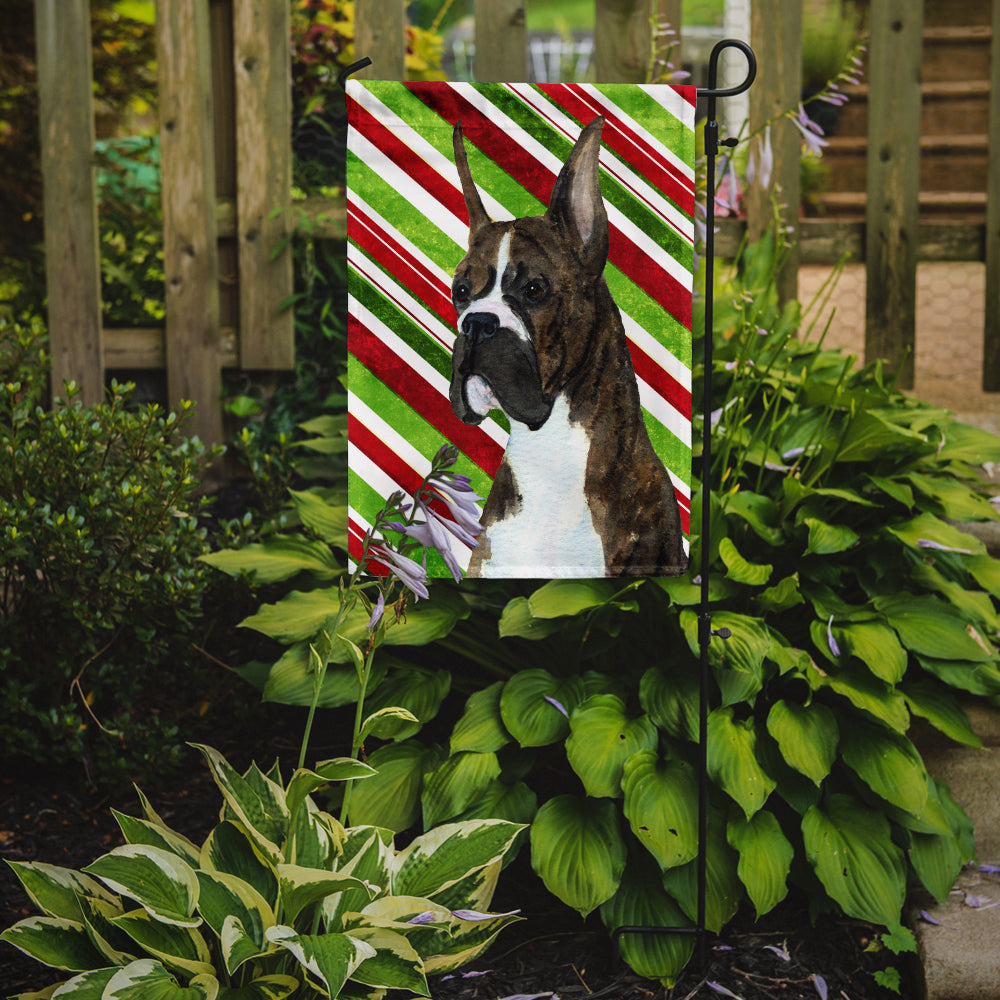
<box><xmin>715</xmin><ymin>156</ymin><xmax>742</xmax><ymax>216</ymax></box>
<box><xmin>812</xmin><ymin>974</ymin><xmax>828</xmax><ymax>1000</ymax></box>
<box><xmin>424</xmin><ymin>476</ymin><xmax>484</xmax><ymax>542</ymax></box>
<box><xmin>746</xmin><ymin>125</ymin><xmax>774</xmax><ymax>191</ymax></box>
<box><xmin>441</xmin><ymin>970</ymin><xmax>493</xmax><ymax>982</ymax></box>
<box><xmin>392</xmin><ymin>502</ymin><xmax>465</xmax><ymax>583</ymax></box>
<box><xmin>919</xmin><ymin>909</ymin><xmax>958</xmax><ymax>929</ymax></box>
<box><xmin>917</xmin><ymin>538</ymin><xmax>973</xmax><ymax>555</ymax></box>
<box><xmin>451</xmin><ymin>908</ymin><xmax>521</xmax><ymax>921</ymax></box>
<box><xmin>706</xmin><ymin>983</ymin><xmax>742</xmax><ymax>999</ymax></box>
<box><xmin>827</xmin><ymin>616</ymin><xmax>842</xmax><ymax>657</ymax></box>
<box><xmin>407</xmin><ymin>911</ymin><xmax>438</xmax><ymax>925</ymax></box>
<box><xmin>544</xmin><ymin>695</ymin><xmax>569</xmax><ymax>718</ymax></box>
<box><xmin>763</xmin><ymin>944</ymin><xmax>791</xmax><ymax>962</ymax></box>
<box><xmin>497</xmin><ymin>994</ymin><xmax>557</xmax><ymax>1000</ymax></box>
<box><xmin>367</xmin><ymin>590</ymin><xmax>385</xmax><ymax>631</ymax></box>
<box><xmin>979</xmin><ymin>864</ymin><xmax>1000</xmax><ymax>874</ymax></box>
<box><xmin>368</xmin><ymin>543</ymin><xmax>429</xmax><ymax>601</ymax></box>
<box><xmin>792</xmin><ymin>104</ymin><xmax>828</xmax><ymax>156</ymax></box>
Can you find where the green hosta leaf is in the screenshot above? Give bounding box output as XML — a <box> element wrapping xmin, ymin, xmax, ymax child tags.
<box><xmin>527</xmin><ymin>579</ymin><xmax>620</xmax><ymax>617</ymax></box>
<box><xmin>936</xmin><ymin>421</ymin><xmax>1000</xmax><ymax>464</ymax></box>
<box><xmin>835</xmin><ymin>409</ymin><xmax>927</xmax><ymax>463</ymax></box>
<box><xmin>277</xmin><ymin>865</ymin><xmax>374</xmax><ymax>925</ymax></box>
<box><xmin>834</xmin><ymin>621</ymin><xmax>907</xmax><ymax>684</ymax></box>
<box><xmin>967</xmin><ymin>553</ymin><xmax>1000</xmax><ymax>597</ymax></box>
<box><xmin>392</xmin><ymin>820</ymin><xmax>524</xmax><ymax>901</ymax></box>
<box><xmin>807</xmin><ymin>660</ymin><xmax>910</xmax><ymax>732</ymax></box>
<box><xmin>724</xmin><ymin>490</ymin><xmax>784</xmax><ymax>545</ymax></box>
<box><xmin>886</xmin><ymin>512</ymin><xmax>985</xmax><ymax>556</ymax></box>
<box><xmin>288</xmin><ymin>488</ymin><xmax>348</xmax><ymax>547</ymax></box>
<box><xmin>346</xmin><ymin>926</ymin><xmax>428</xmax><ymax>994</ymax></box>
<box><xmin>530</xmin><ymin>795</ymin><xmax>626</xmax><ymax>917</ymax></box>
<box><xmin>190</xmin><ymin>746</ymin><xmax>287</xmax><ymax>862</ymax></box>
<box><xmin>803</xmin><ymin>517</ymin><xmax>859</xmax><ymax>556</ymax></box>
<box><xmin>216</xmin><ymin>975</ymin><xmax>299</xmax><ymax>1000</ymax></box>
<box><xmin>599</xmin><ymin>853</ymin><xmax>694</xmax><ymax>987</ymax></box>
<box><xmin>499</xmin><ymin>670</ymin><xmax>584</xmax><ymax>747</ymax></box>
<box><xmin>911</xmin><ymin>562</ymin><xmax>1000</xmax><ymax>633</ymax></box>
<box><xmin>727</xmin><ymin>811</ymin><xmax>793</xmax><ymax>918</ymax></box>
<box><xmin>347</xmin><ymin>740</ymin><xmax>442</xmax><ymax>832</ymax></box>
<box><xmin>322</xmin><ymin>830</ymin><xmax>393</xmax><ymax>931</ymax></box>
<box><xmin>866</xmin><ymin>474</ymin><xmax>914</xmax><ymax>509</ymax></box>
<box><xmin>756</xmin><ymin>573</ymin><xmax>805</xmax><ymax>614</ymax></box>
<box><xmin>5</xmin><ymin>862</ymin><xmax>118</xmax><ymax>922</ymax></box>
<box><xmin>916</xmin><ymin>655</ymin><xmax>1000</xmax><ymax>697</ymax></box>
<box><xmin>261</xmin><ymin>644</ymin><xmax>386</xmax><ymax>709</ymax></box>
<box><xmin>621</xmin><ymin>751</ymin><xmax>698</xmax><ymax>871</ymax></box>
<box><xmin>661</xmin><ymin>810</ymin><xmax>741</xmax><ymax>933</ymax></box>
<box><xmin>839</xmin><ymin>718</ymin><xmax>928</xmax><ymax>816</ymax></box>
<box><xmin>450</xmin><ymin>682</ymin><xmax>511</xmax><ymax>754</ymax></box>
<box><xmin>200</xmin><ymin>822</ymin><xmax>278</xmax><ymax>910</ymax></box>
<box><xmin>707</xmin><ymin>708</ymin><xmax>776</xmax><ymax>818</ymax></box>
<box><xmin>112</xmin><ymin>812</ymin><xmax>201</xmax><ymax>868</ymax></box>
<box><xmin>200</xmin><ymin>536</ymin><xmax>341</xmax><ymax>584</ymax></box>
<box><xmin>639</xmin><ymin>663</ymin><xmax>699</xmax><ymax>742</ymax></box>
<box><xmin>421</xmin><ymin>751</ymin><xmax>502</xmax><ymax>828</ymax></box>
<box><xmin>362</xmin><ymin>667</ymin><xmax>451</xmax><ymax>740</ymax></box>
<box><xmin>681</xmin><ymin>610</ymin><xmax>770</xmax><ymax>706</ymax></box>
<box><xmin>103</xmin><ymin>959</ymin><xmax>218</xmax><ymax>1000</ymax></box>
<box><xmin>265</xmin><ymin>926</ymin><xmax>375</xmax><ymax>997</ymax></box>
<box><xmin>875</xmin><ymin>594</ymin><xmax>995</xmax><ymax>662</ymax></box>
<box><xmin>566</xmin><ymin>695</ymin><xmax>658</xmax><ymax>798</ymax></box>
<box><xmin>453</xmin><ymin>779</ymin><xmax>538</xmax><ymax>827</ymax></box>
<box><xmin>802</xmin><ymin>793</ymin><xmax>906</xmax><ymax>926</ymax></box>
<box><xmin>0</xmin><ymin>916</ymin><xmax>107</xmax><ymax>971</ymax></box>
<box><xmin>909</xmin><ymin>828</ymin><xmax>965</xmax><ymax>905</ymax></box>
<box><xmin>83</xmin><ymin>846</ymin><xmax>200</xmax><ymax>928</ymax></box>
<box><xmin>906</xmin><ymin>472</ymin><xmax>998</xmax><ymax>521</ymax></box>
<box><xmin>287</xmin><ymin>804</ymin><xmax>347</xmax><ymax>872</ymax></box>
<box><xmin>195</xmin><ymin>871</ymin><xmax>273</xmax><ymax>973</ymax></box>
<box><xmin>111</xmin><ymin>908</ymin><xmax>214</xmax><ymax>978</ymax></box>
<box><xmin>901</xmin><ymin>680</ymin><xmax>982</xmax><ymax>748</ymax></box>
<box><xmin>765</xmin><ymin>700</ymin><xmax>838</xmax><ymax>786</ymax></box>
<box><xmin>719</xmin><ymin>537</ymin><xmax>772</xmax><ymax>586</ymax></box>
<box><xmin>497</xmin><ymin>596</ymin><xmax>565</xmax><ymax>639</ymax></box>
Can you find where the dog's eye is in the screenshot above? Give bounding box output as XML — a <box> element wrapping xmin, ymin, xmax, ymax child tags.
<box><xmin>453</xmin><ymin>281</ymin><xmax>470</xmax><ymax>303</ymax></box>
<box><xmin>524</xmin><ymin>280</ymin><xmax>547</xmax><ymax>302</ymax></box>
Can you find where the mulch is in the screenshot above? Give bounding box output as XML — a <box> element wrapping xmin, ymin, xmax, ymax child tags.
<box><xmin>1</xmin><ymin>742</ymin><xmax>913</xmax><ymax>1000</ymax></box>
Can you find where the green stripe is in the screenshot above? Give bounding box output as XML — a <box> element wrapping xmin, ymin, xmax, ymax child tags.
<box><xmin>644</xmin><ymin>414</ymin><xmax>692</xmax><ymax>490</ymax></box>
<box><xmin>606</xmin><ymin>263</ymin><xmax>690</xmax><ymax>359</ymax></box>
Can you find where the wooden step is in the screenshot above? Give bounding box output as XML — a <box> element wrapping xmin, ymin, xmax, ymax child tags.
<box><xmin>922</xmin><ymin>25</ymin><xmax>993</xmax><ymax>83</ymax></box>
<box><xmin>831</xmin><ymin>80</ymin><xmax>991</xmax><ymax>137</ymax></box>
<box><xmin>813</xmin><ymin>190</ymin><xmax>987</xmax><ymax>222</ymax></box>
<box><xmin>821</xmin><ymin>134</ymin><xmax>989</xmax><ymax>193</ymax></box>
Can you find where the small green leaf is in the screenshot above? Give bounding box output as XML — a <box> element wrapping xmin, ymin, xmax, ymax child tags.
<box><xmin>707</xmin><ymin>708</ymin><xmax>776</xmax><ymax>818</ymax></box>
<box><xmin>727</xmin><ymin>811</ymin><xmax>793</xmax><ymax>917</ymax></box>
<box><xmin>803</xmin><ymin>517</ymin><xmax>859</xmax><ymax>555</ymax></box>
<box><xmin>876</xmin><ymin>594</ymin><xmax>995</xmax><ymax>662</ymax></box>
<box><xmin>719</xmin><ymin>537</ymin><xmax>772</xmax><ymax>585</ymax></box>
<box><xmin>288</xmin><ymin>488</ymin><xmax>348</xmax><ymax>547</ymax></box>
<box><xmin>421</xmin><ymin>751</ymin><xmax>502</xmax><ymax>828</ymax></box>
<box><xmin>639</xmin><ymin>664</ymin><xmax>699</xmax><ymax>742</ymax></box>
<box><xmin>200</xmin><ymin>536</ymin><xmax>341</xmax><ymax>584</ymax></box>
<box><xmin>497</xmin><ymin>597</ymin><xmax>564</xmax><ymax>639</ymax></box>
<box><xmin>346</xmin><ymin>740</ymin><xmax>441</xmax><ymax>832</ymax></box>
<box><xmin>765</xmin><ymin>700</ymin><xmax>838</xmax><ymax>786</ymax></box>
<box><xmin>839</xmin><ymin>718</ymin><xmax>929</xmax><ymax>817</ymax></box>
<box><xmin>499</xmin><ymin>670</ymin><xmax>584</xmax><ymax>747</ymax></box>
<box><xmin>901</xmin><ymin>680</ymin><xmax>982</xmax><ymax>748</ymax></box>
<box><xmin>450</xmin><ymin>682</ymin><xmax>511</xmax><ymax>754</ymax></box>
<box><xmin>527</xmin><ymin>579</ymin><xmax>620</xmax><ymax>618</ymax></box>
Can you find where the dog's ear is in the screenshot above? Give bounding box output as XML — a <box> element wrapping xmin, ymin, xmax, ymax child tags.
<box><xmin>547</xmin><ymin>117</ymin><xmax>609</xmax><ymax>274</ymax></box>
<box><xmin>453</xmin><ymin>122</ymin><xmax>492</xmax><ymax>239</ymax></box>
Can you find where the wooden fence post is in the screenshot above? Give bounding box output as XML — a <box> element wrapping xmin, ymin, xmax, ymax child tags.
<box><xmin>233</xmin><ymin>0</ymin><xmax>294</xmax><ymax>370</ymax></box>
<box><xmin>474</xmin><ymin>0</ymin><xmax>527</xmax><ymax>81</ymax></box>
<box><xmin>355</xmin><ymin>0</ymin><xmax>406</xmax><ymax>80</ymax></box>
<box><xmin>34</xmin><ymin>0</ymin><xmax>104</xmax><ymax>405</ymax></box>
<box><xmin>983</xmin><ymin>0</ymin><xmax>1000</xmax><ymax>390</ymax></box>
<box><xmin>594</xmin><ymin>0</ymin><xmax>659</xmax><ymax>84</ymax></box>
<box><xmin>157</xmin><ymin>0</ymin><xmax>223</xmax><ymax>445</ymax></box>
<box><xmin>746</xmin><ymin>0</ymin><xmax>801</xmax><ymax>305</ymax></box>
<box><xmin>864</xmin><ymin>0</ymin><xmax>923</xmax><ymax>389</ymax></box>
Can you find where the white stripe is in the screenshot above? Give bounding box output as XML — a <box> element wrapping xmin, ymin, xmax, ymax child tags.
<box><xmin>348</xmin><ymin>243</ymin><xmax>455</xmax><ymax>353</ymax></box>
<box><xmin>640</xmin><ymin>83</ymin><xmax>697</xmax><ymax>132</ymax></box>
<box><xmin>350</xmin><ymin>293</ymin><xmax>509</xmax><ymax>450</ymax></box>
<box><xmin>637</xmin><ymin>376</ymin><xmax>692</xmax><ymax>453</ymax></box>
<box><xmin>621</xmin><ymin>312</ymin><xmax>692</xmax><ymax>391</ymax></box>
<box><xmin>349</xmin><ymin>391</ymin><xmax>433</xmax><ymax>480</ymax></box>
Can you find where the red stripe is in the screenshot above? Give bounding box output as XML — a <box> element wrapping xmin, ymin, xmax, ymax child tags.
<box><xmin>404</xmin><ymin>84</ymin><xmax>691</xmax><ymax>330</ymax></box>
<box><xmin>539</xmin><ymin>83</ymin><xmax>695</xmax><ymax>216</ymax></box>
<box><xmin>348</xmin><ymin>203</ymin><xmax>457</xmax><ymax>329</ymax></box>
<box><xmin>629</xmin><ymin>343</ymin><xmax>691</xmax><ymax>420</ymax></box>
<box><xmin>348</xmin><ymin>316</ymin><xmax>505</xmax><ymax>476</ymax></box>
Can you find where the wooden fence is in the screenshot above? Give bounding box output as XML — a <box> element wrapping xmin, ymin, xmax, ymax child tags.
<box><xmin>33</xmin><ymin>0</ymin><xmax>1000</xmax><ymax>445</ymax></box>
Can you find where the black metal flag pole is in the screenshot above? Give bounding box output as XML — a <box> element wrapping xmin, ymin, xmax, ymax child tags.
<box><xmin>613</xmin><ymin>38</ymin><xmax>756</xmax><ymax>973</ymax></box>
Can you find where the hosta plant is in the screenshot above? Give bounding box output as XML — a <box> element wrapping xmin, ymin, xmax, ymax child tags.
<box><xmin>1</xmin><ymin>744</ymin><xmax>523</xmax><ymax>999</ymax></box>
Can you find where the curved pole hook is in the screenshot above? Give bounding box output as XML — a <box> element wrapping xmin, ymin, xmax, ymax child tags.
<box><xmin>700</xmin><ymin>38</ymin><xmax>757</xmax><ymax>99</ymax></box>
<box><xmin>337</xmin><ymin>56</ymin><xmax>373</xmax><ymax>91</ymax></box>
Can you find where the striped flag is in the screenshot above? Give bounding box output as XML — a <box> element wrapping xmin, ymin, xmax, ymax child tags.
<box><xmin>346</xmin><ymin>80</ymin><xmax>694</xmax><ymax>578</ymax></box>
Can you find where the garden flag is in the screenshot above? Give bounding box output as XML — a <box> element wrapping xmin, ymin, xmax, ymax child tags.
<box><xmin>346</xmin><ymin>81</ymin><xmax>695</xmax><ymax>578</ymax></box>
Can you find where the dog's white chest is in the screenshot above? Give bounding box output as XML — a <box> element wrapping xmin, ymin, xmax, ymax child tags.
<box><xmin>482</xmin><ymin>397</ymin><xmax>605</xmax><ymax>577</ymax></box>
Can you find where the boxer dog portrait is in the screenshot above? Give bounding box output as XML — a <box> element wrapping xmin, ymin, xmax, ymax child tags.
<box><xmin>449</xmin><ymin>117</ymin><xmax>687</xmax><ymax>578</ymax></box>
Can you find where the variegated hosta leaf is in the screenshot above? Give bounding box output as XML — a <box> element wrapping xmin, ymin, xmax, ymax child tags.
<box><xmin>425</xmin><ymin>860</ymin><xmax>501</xmax><ymax>916</ymax></box>
<box><xmin>220</xmin><ymin>915</ymin><xmax>269</xmax><ymax>979</ymax></box>
<box><xmin>110</xmin><ymin>908</ymin><xmax>214</xmax><ymax>979</ymax></box>
<box><xmin>102</xmin><ymin>958</ymin><xmax>218</xmax><ymax>999</ymax></box>
<box><xmin>566</xmin><ymin>695</ymin><xmax>658</xmax><ymax>799</ymax></box>
<box><xmin>195</xmin><ymin>870</ymin><xmax>274</xmax><ymax>973</ymax></box>
<box><xmin>285</xmin><ymin>759</ymin><xmax>377</xmax><ymax>823</ymax></box>
<box><xmin>421</xmin><ymin>907</ymin><xmax>522</xmax><ymax>975</ymax></box>
<box><xmin>214</xmin><ymin>974</ymin><xmax>299</xmax><ymax>1000</ymax></box>
<box><xmin>391</xmin><ymin>820</ymin><xmax>524</xmax><ymax>901</ymax></box>
<box><xmin>706</xmin><ymin>707</ymin><xmax>776</xmax><ymax>819</ymax></box>
<box><xmin>599</xmin><ymin>853</ymin><xmax>694</xmax><ymax>987</ymax></box>
<box><xmin>802</xmin><ymin>793</ymin><xmax>906</xmax><ymax>926</ymax></box>
<box><xmin>621</xmin><ymin>751</ymin><xmax>699</xmax><ymax>871</ymax></box>
<box><xmin>190</xmin><ymin>745</ymin><xmax>287</xmax><ymax>863</ymax></box>
<box><xmin>4</xmin><ymin>861</ymin><xmax>118</xmax><ymax>922</ymax></box>
<box><xmin>765</xmin><ymin>700</ymin><xmax>838</xmax><ymax>786</ymax></box>
<box><xmin>276</xmin><ymin>864</ymin><xmax>375</xmax><ymax>925</ymax></box>
<box><xmin>112</xmin><ymin>810</ymin><xmax>202</xmax><ymax>868</ymax></box>
<box><xmin>323</xmin><ymin>829</ymin><xmax>393</xmax><ymax>931</ymax></box>
<box><xmin>421</xmin><ymin>751</ymin><xmax>502</xmax><ymax>829</ymax></box>
<box><xmin>0</xmin><ymin>916</ymin><xmax>107</xmax><ymax>971</ymax></box>
<box><xmin>265</xmin><ymin>926</ymin><xmax>376</xmax><ymax>998</ymax></box>
<box><xmin>83</xmin><ymin>846</ymin><xmax>200</xmax><ymax>928</ymax></box>
<box><xmin>450</xmin><ymin>681</ymin><xmax>511</xmax><ymax>754</ymax></box>
<box><xmin>345</xmin><ymin>926</ymin><xmax>429</xmax><ymax>995</ymax></box>
<box><xmin>77</xmin><ymin>894</ymin><xmax>136</xmax><ymax>966</ymax></box>
<box><xmin>200</xmin><ymin>822</ymin><xmax>278</xmax><ymax>910</ymax></box>
<box><xmin>529</xmin><ymin>795</ymin><xmax>626</xmax><ymax>917</ymax></box>
<box><xmin>288</xmin><ymin>802</ymin><xmax>344</xmax><ymax>870</ymax></box>
<box><xmin>46</xmin><ymin>966</ymin><xmax>118</xmax><ymax>997</ymax></box>
<box><xmin>727</xmin><ymin>810</ymin><xmax>793</xmax><ymax>918</ymax></box>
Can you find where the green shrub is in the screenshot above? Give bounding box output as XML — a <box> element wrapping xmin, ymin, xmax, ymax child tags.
<box><xmin>0</xmin><ymin>317</ymin><xmax>220</xmax><ymax>783</ymax></box>
<box><xmin>1</xmin><ymin>743</ymin><xmax>524</xmax><ymax>998</ymax></box>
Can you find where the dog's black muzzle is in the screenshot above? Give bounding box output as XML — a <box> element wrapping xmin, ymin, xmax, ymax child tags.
<box><xmin>450</xmin><ymin>311</ymin><xmax>553</xmax><ymax>430</ymax></box>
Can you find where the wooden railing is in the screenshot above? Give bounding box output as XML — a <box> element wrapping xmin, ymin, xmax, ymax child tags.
<box><xmin>32</xmin><ymin>0</ymin><xmax>1000</xmax><ymax>445</ymax></box>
